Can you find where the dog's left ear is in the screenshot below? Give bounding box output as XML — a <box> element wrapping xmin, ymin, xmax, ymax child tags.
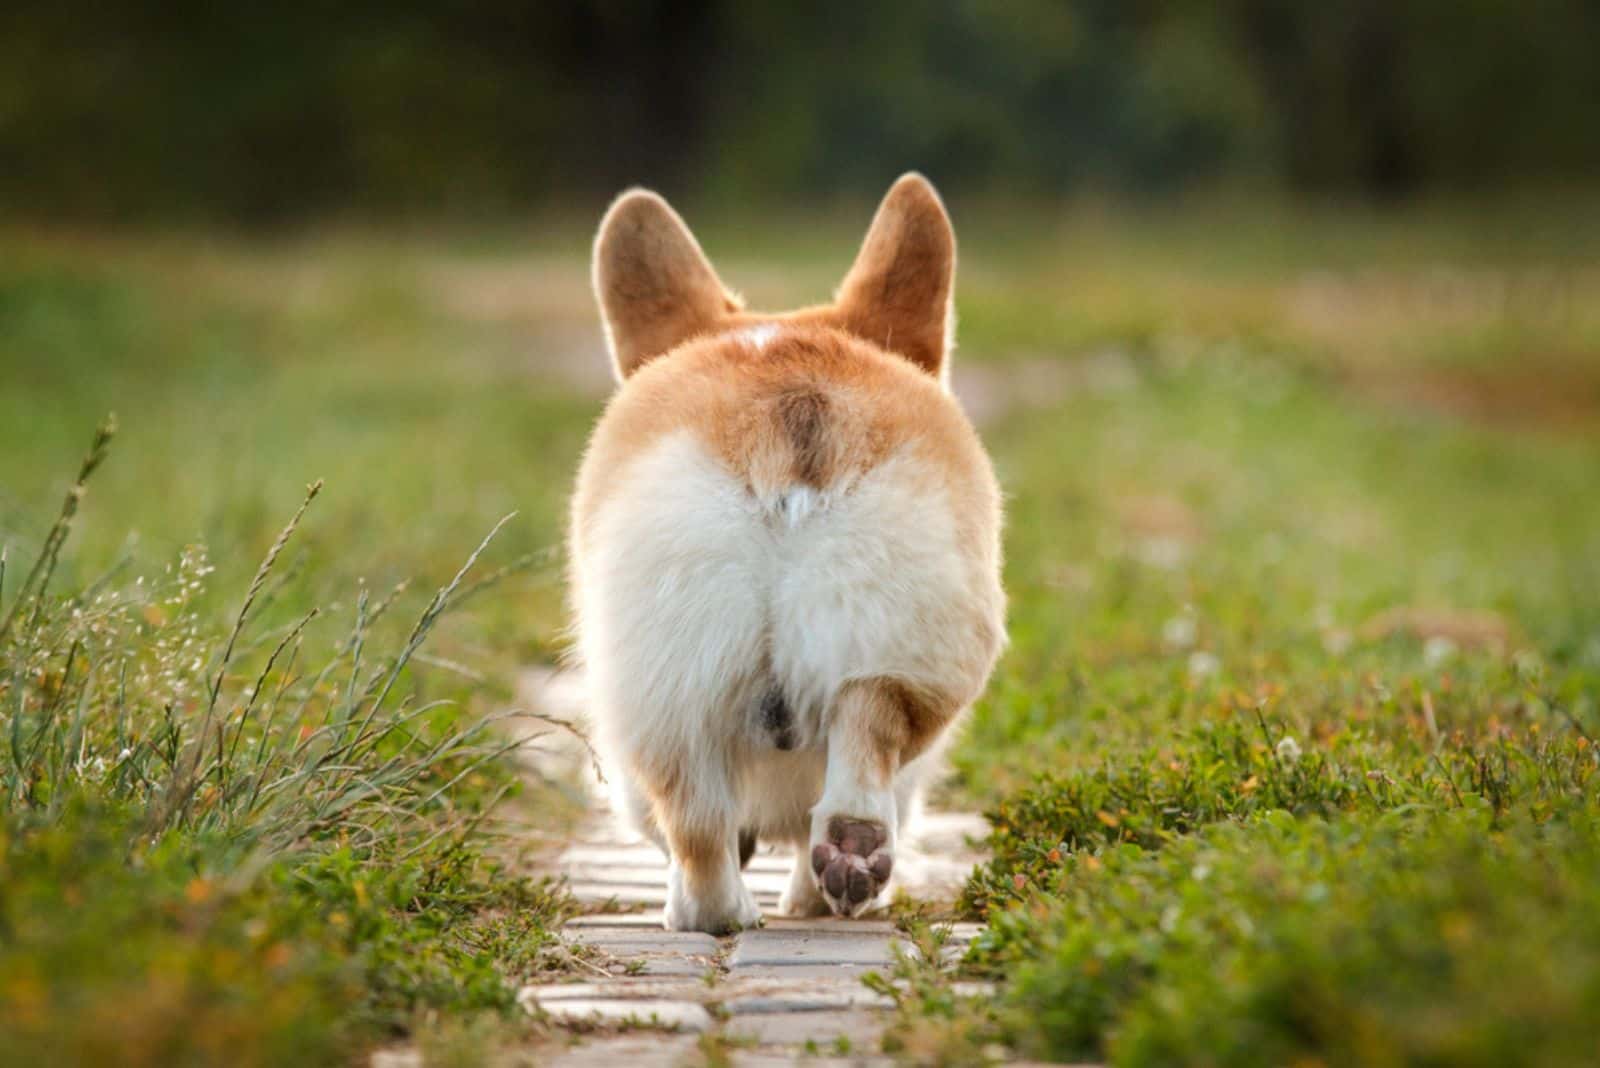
<box><xmin>833</xmin><ymin>173</ymin><xmax>956</xmax><ymax>379</ymax></box>
<box><xmin>593</xmin><ymin>189</ymin><xmax>740</xmax><ymax>380</ymax></box>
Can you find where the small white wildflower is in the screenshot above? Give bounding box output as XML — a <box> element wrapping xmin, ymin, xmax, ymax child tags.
<box><xmin>1162</xmin><ymin>615</ymin><xmax>1197</xmax><ymax>651</ymax></box>
<box><xmin>1136</xmin><ymin>537</ymin><xmax>1188</xmax><ymax>570</ymax></box>
<box><xmin>1423</xmin><ymin>636</ymin><xmax>1458</xmax><ymax>667</ymax></box>
<box><xmin>1275</xmin><ymin>736</ymin><xmax>1302</xmax><ymax>764</ymax></box>
<box><xmin>1187</xmin><ymin>651</ymin><xmax>1220</xmax><ymax>678</ymax></box>
<box><xmin>117</xmin><ymin>747</ymin><xmax>133</xmax><ymax>761</ymax></box>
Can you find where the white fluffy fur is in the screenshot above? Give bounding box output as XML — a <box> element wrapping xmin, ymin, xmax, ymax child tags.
<box><xmin>736</xmin><ymin>322</ymin><xmax>782</xmax><ymax>351</ymax></box>
<box><xmin>574</xmin><ymin>430</ymin><xmax>992</xmax><ymax>927</ymax></box>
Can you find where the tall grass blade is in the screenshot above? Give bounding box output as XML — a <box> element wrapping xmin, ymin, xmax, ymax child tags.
<box><xmin>0</xmin><ymin>414</ymin><xmax>116</xmax><ymax>642</ymax></box>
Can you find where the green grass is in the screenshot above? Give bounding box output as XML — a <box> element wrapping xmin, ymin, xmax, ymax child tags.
<box><xmin>983</xmin><ymin>807</ymin><xmax>1600</xmax><ymax>1067</ymax></box>
<box><xmin>2</xmin><ymin>198</ymin><xmax>1599</xmax><ymax>1064</ymax></box>
<box><xmin>0</xmin><ymin>434</ymin><xmax>585</xmax><ymax>1064</ymax></box>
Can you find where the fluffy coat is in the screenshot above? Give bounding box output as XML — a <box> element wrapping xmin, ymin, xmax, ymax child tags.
<box><xmin>569</xmin><ymin>174</ymin><xmax>1005</xmax><ymax>932</ymax></box>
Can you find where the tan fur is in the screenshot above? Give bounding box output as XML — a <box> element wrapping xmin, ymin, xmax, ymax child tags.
<box><xmin>591</xmin><ymin>173</ymin><xmax>957</xmax><ymax>383</ymax></box>
<box><xmin>832</xmin><ymin>677</ymin><xmax>950</xmax><ymax>787</ymax></box>
<box><xmin>574</xmin><ymin>324</ymin><xmax>996</xmax><ymax>563</ymax></box>
<box><xmin>592</xmin><ymin>189</ymin><xmax>742</xmax><ymax>379</ymax></box>
<box><xmin>571</xmin><ymin>173</ymin><xmax>1003</xmax><ymax>929</ymax></box>
<box><xmin>832</xmin><ymin>174</ymin><xmax>957</xmax><ymax>377</ymax></box>
<box><xmin>573</xmin><ymin>322</ymin><xmax>997</xmax><ymax>790</ymax></box>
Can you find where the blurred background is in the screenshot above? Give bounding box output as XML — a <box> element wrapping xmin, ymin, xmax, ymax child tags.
<box><xmin>2</xmin><ymin>0</ymin><xmax>1598</xmax><ymax>690</ymax></box>
<box><xmin>4</xmin><ymin>6</ymin><xmax>1600</xmax><ymax>1062</ymax></box>
<box><xmin>5</xmin><ymin>0</ymin><xmax>1600</xmax><ymax>221</ymax></box>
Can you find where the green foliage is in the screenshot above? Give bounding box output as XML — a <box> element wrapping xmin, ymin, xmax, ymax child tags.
<box><xmin>865</xmin><ymin>923</ymin><xmax>996</xmax><ymax>1067</ymax></box>
<box><xmin>963</xmin><ymin>718</ymin><xmax>1598</xmax><ymax>917</ymax></box>
<box><xmin>2</xmin><ymin>205</ymin><xmax>1598</xmax><ymax>1065</ymax></box>
<box><xmin>286</xmin><ymin>845</ymin><xmax>573</xmax><ymax>1031</ymax></box>
<box><xmin>5</xmin><ymin>1</ymin><xmax>1600</xmax><ymax>221</ymax></box>
<box><xmin>0</xmin><ymin>802</ymin><xmax>355</xmax><ymax>1066</ymax></box>
<box><xmin>924</xmin><ymin>259</ymin><xmax>1600</xmax><ymax>1062</ymax></box>
<box><xmin>0</xmin><ymin>429</ymin><xmax>576</xmax><ymax>1065</ymax></box>
<box><xmin>978</xmin><ymin>806</ymin><xmax>1600</xmax><ymax>1067</ymax></box>
<box><xmin>0</xmin><ymin>800</ymin><xmax>571</xmax><ymax>1065</ymax></box>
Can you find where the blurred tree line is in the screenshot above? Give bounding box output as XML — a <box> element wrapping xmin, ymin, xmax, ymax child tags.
<box><xmin>2</xmin><ymin>0</ymin><xmax>1597</xmax><ymax>222</ymax></box>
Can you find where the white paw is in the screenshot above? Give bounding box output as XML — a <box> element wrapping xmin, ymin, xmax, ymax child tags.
<box><xmin>663</xmin><ymin>866</ymin><xmax>761</xmax><ymax>934</ymax></box>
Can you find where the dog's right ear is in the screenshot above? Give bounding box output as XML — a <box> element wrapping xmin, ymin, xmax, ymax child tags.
<box><xmin>592</xmin><ymin>190</ymin><xmax>739</xmax><ymax>380</ymax></box>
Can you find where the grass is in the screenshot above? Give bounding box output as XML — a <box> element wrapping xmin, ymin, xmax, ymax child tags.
<box><xmin>0</xmin><ymin>424</ymin><xmax>583</xmax><ymax>1063</ymax></box>
<box><xmin>2</xmin><ymin>194</ymin><xmax>1599</xmax><ymax>1064</ymax></box>
<box><xmin>985</xmin><ymin>807</ymin><xmax>1600</xmax><ymax>1067</ymax></box>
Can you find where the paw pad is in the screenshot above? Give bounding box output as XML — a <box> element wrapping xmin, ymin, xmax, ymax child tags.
<box><xmin>811</xmin><ymin>816</ymin><xmax>893</xmax><ymax>915</ymax></box>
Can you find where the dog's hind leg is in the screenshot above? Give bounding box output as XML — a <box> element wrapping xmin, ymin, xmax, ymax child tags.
<box><xmin>808</xmin><ymin>678</ymin><xmax>952</xmax><ymax>917</ymax></box>
<box><xmin>643</xmin><ymin>744</ymin><xmax>761</xmax><ymax>935</ymax></box>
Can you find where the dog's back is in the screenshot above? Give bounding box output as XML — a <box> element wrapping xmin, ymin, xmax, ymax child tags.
<box><xmin>569</xmin><ymin>175</ymin><xmax>1004</xmax><ymax>931</ymax></box>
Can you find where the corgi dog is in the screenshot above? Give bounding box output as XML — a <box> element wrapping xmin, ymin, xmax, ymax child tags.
<box><xmin>569</xmin><ymin>174</ymin><xmax>1005</xmax><ymax>933</ymax></box>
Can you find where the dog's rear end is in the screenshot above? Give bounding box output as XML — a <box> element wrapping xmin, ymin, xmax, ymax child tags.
<box><xmin>570</xmin><ymin>175</ymin><xmax>1004</xmax><ymax>932</ymax></box>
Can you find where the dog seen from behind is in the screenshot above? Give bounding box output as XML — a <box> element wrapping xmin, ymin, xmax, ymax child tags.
<box><xmin>569</xmin><ymin>173</ymin><xmax>1005</xmax><ymax>933</ymax></box>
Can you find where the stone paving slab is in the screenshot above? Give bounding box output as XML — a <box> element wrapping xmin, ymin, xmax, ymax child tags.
<box><xmin>728</xmin><ymin>929</ymin><xmax>897</xmax><ymax>968</ymax></box>
<box><xmin>532</xmin><ymin>997</ymin><xmax>715</xmax><ymax>1032</ymax></box>
<box><xmin>624</xmin><ymin>957</ymin><xmax>719</xmax><ymax>977</ymax></box>
<box><xmin>555</xmin><ymin>928</ymin><xmax>721</xmax><ymax>979</ymax></box>
<box><xmin>722</xmin><ymin>962</ymin><xmax>885</xmax><ymax>980</ymax></box>
<box><xmin>566</xmin><ymin>881</ymin><xmax>669</xmax><ymax>907</ymax></box>
<box><xmin>564</xmin><ymin>864</ymin><xmax>793</xmax><ymax>895</ymax></box>
<box><xmin>726</xmin><ymin>1009</ymin><xmax>886</xmax><ymax>1048</ymax></box>
<box><xmin>518</xmin><ymin>664</ymin><xmax>997</xmax><ymax>1063</ymax></box>
<box><xmin>540</xmin><ymin>1034</ymin><xmax>702</xmax><ymax>1067</ymax></box>
<box><xmin>561</xmin><ymin>862</ymin><xmax>692</xmax><ymax>885</ymax></box>
<box><xmin>567</xmin><ymin>882</ymin><xmax>785</xmax><ymax>910</ymax></box>
<box><xmin>564</xmin><ymin>929</ymin><xmax>720</xmax><ymax>953</ymax></box>
<box><xmin>563</xmin><ymin>911</ymin><xmax>671</xmax><ymax>928</ymax></box>
<box><xmin>730</xmin><ymin>1056</ymin><xmax>892</xmax><ymax>1068</ymax></box>
<box><xmin>722</xmin><ymin>989</ymin><xmax>895</xmax><ymax>1015</ymax></box>
<box><xmin>523</xmin><ymin>980</ymin><xmax>715</xmax><ymax>1003</ymax></box>
<box><xmin>759</xmin><ymin>917</ymin><xmax>898</xmax><ymax>935</ymax></box>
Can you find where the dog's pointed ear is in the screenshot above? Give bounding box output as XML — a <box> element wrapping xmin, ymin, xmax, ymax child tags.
<box><xmin>593</xmin><ymin>189</ymin><xmax>739</xmax><ymax>379</ymax></box>
<box><xmin>834</xmin><ymin>173</ymin><xmax>956</xmax><ymax>379</ymax></box>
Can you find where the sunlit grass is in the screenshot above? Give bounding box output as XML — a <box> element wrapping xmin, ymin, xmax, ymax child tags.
<box><xmin>2</xmin><ymin>197</ymin><xmax>1599</xmax><ymax>1063</ymax></box>
<box><xmin>0</xmin><ymin>426</ymin><xmax>581</xmax><ymax>1065</ymax></box>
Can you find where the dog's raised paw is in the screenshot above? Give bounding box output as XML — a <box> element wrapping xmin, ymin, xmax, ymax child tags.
<box><xmin>810</xmin><ymin>816</ymin><xmax>893</xmax><ymax>917</ymax></box>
